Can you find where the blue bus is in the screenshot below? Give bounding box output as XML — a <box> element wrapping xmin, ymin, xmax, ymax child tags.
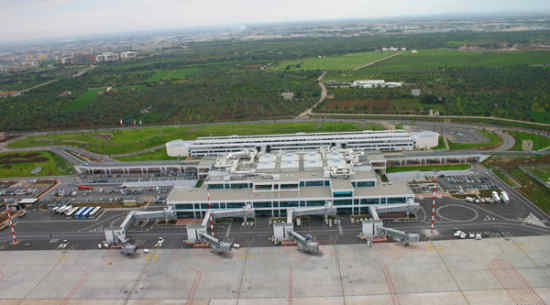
<box><xmin>81</xmin><ymin>206</ymin><xmax>95</xmax><ymax>218</ymax></box>
<box><xmin>74</xmin><ymin>207</ymin><xmax>88</xmax><ymax>218</ymax></box>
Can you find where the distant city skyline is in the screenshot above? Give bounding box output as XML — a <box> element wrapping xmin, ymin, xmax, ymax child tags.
<box><xmin>2</xmin><ymin>0</ymin><xmax>550</xmax><ymax>42</ymax></box>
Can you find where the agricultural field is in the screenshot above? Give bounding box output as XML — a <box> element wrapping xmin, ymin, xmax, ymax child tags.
<box><xmin>506</xmin><ymin>130</ymin><xmax>550</xmax><ymax>151</ymax></box>
<box><xmin>63</xmin><ymin>85</ymin><xmax>146</xmax><ymax>112</ymax></box>
<box><xmin>369</xmin><ymin>49</ymin><xmax>550</xmax><ymax>72</ymax></box>
<box><xmin>63</xmin><ymin>88</ymin><xmax>104</xmax><ymax>112</ymax></box>
<box><xmin>320</xmin><ymin>97</ymin><xmax>423</xmax><ymax>114</ymax></box>
<box><xmin>270</xmin><ymin>51</ymin><xmax>396</xmax><ymax>71</ymax></box>
<box><xmin>9</xmin><ymin>121</ymin><xmax>376</xmax><ymax>155</ymax></box>
<box><xmin>146</xmin><ymin>68</ymin><xmax>198</xmax><ymax>82</ymax></box>
<box><xmin>2</xmin><ymin>30</ymin><xmax>550</xmax><ymax>131</ymax></box>
<box><xmin>319</xmin><ymin>49</ymin><xmax>550</xmax><ymax>123</ymax></box>
<box><xmin>448</xmin><ymin>130</ymin><xmax>502</xmax><ymax>150</ymax></box>
<box><xmin>114</xmin><ymin>148</ymin><xmax>180</xmax><ymax>162</ymax></box>
<box><xmin>0</xmin><ymin>151</ymin><xmax>73</xmax><ymax>178</ymax></box>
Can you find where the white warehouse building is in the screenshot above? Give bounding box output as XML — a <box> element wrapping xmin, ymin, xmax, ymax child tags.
<box><xmin>166</xmin><ymin>130</ymin><xmax>439</xmax><ymax>158</ymax></box>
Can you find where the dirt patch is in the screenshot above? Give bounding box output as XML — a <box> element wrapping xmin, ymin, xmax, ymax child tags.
<box><xmin>96</xmin><ymin>134</ymin><xmax>113</xmax><ymax>141</ymax></box>
<box><xmin>488</xmin><ymin>155</ymin><xmax>550</xmax><ymax>169</ymax></box>
<box><xmin>0</xmin><ymin>152</ymin><xmax>48</xmax><ymax>166</ymax></box>
<box><xmin>323</xmin><ymin>99</ymin><xmax>392</xmax><ymax>112</ymax></box>
<box><xmin>0</xmin><ymin>135</ymin><xmax>18</xmax><ymax>144</ymax></box>
<box><xmin>325</xmin><ymin>99</ymin><xmax>391</xmax><ymax>110</ymax></box>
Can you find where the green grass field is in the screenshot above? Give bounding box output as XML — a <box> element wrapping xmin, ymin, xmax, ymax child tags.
<box><xmin>369</xmin><ymin>49</ymin><xmax>550</xmax><ymax>72</ymax></box>
<box><xmin>505</xmin><ymin>167</ymin><xmax>550</xmax><ymax>214</ymax></box>
<box><xmin>0</xmin><ymin>151</ymin><xmax>73</xmax><ymax>178</ymax></box>
<box><xmin>64</xmin><ymin>88</ymin><xmax>104</xmax><ymax>112</ymax></box>
<box><xmin>146</xmin><ymin>68</ymin><xmax>197</xmax><ymax>82</ymax></box>
<box><xmin>387</xmin><ymin>164</ymin><xmax>470</xmax><ymax>173</ymax></box>
<box><xmin>9</xmin><ymin>121</ymin><xmax>380</xmax><ymax>155</ymax></box>
<box><xmin>448</xmin><ymin>130</ymin><xmax>502</xmax><ymax>150</ymax></box>
<box><xmin>491</xmin><ymin>167</ymin><xmax>518</xmax><ymax>187</ymax></box>
<box><xmin>433</xmin><ymin>136</ymin><xmax>447</xmax><ymax>150</ymax></box>
<box><xmin>507</xmin><ymin>130</ymin><xmax>550</xmax><ymax>151</ymax></box>
<box><xmin>529</xmin><ymin>166</ymin><xmax>550</xmax><ymax>182</ymax></box>
<box><xmin>114</xmin><ymin>148</ymin><xmax>181</xmax><ymax>162</ymax></box>
<box><xmin>64</xmin><ymin>85</ymin><xmax>146</xmax><ymax>112</ymax></box>
<box><xmin>270</xmin><ymin>51</ymin><xmax>395</xmax><ymax>71</ymax></box>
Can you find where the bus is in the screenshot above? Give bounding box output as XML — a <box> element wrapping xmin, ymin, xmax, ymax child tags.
<box><xmin>89</xmin><ymin>206</ymin><xmax>102</xmax><ymax>218</ymax></box>
<box><xmin>74</xmin><ymin>207</ymin><xmax>88</xmax><ymax>218</ymax></box>
<box><xmin>81</xmin><ymin>207</ymin><xmax>95</xmax><ymax>218</ymax></box>
<box><xmin>65</xmin><ymin>206</ymin><xmax>79</xmax><ymax>217</ymax></box>
<box><xmin>57</xmin><ymin>205</ymin><xmax>71</xmax><ymax>215</ymax></box>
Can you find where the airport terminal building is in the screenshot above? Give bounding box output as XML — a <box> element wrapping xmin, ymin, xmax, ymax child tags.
<box><xmin>166</xmin><ymin>130</ymin><xmax>439</xmax><ymax>158</ymax></box>
<box><xmin>167</xmin><ymin>148</ymin><xmax>416</xmax><ymax>218</ymax></box>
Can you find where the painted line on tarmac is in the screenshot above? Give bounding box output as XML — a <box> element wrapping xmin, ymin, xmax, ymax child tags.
<box><xmin>62</xmin><ymin>271</ymin><xmax>89</xmax><ymax>305</ymax></box>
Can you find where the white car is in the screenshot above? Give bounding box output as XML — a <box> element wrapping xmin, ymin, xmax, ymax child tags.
<box><xmin>475</xmin><ymin>233</ymin><xmax>482</xmax><ymax>240</ymax></box>
<box><xmin>453</xmin><ymin>230</ymin><xmax>463</xmax><ymax>238</ymax></box>
<box><xmin>460</xmin><ymin>232</ymin><xmax>467</xmax><ymax>239</ymax></box>
<box><xmin>469</xmin><ymin>233</ymin><xmax>475</xmax><ymax>239</ymax></box>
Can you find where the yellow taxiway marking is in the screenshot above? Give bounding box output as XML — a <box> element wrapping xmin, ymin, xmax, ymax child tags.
<box><xmin>145</xmin><ymin>253</ymin><xmax>160</xmax><ymax>261</ymax></box>
<box><xmin>57</xmin><ymin>255</ymin><xmax>68</xmax><ymax>263</ymax></box>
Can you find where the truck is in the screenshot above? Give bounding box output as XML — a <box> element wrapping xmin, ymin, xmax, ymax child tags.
<box><xmin>500</xmin><ymin>191</ymin><xmax>510</xmax><ymax>203</ymax></box>
<box><xmin>491</xmin><ymin>191</ymin><xmax>500</xmax><ymax>203</ymax></box>
<box><xmin>78</xmin><ymin>185</ymin><xmax>94</xmax><ymax>191</ymax></box>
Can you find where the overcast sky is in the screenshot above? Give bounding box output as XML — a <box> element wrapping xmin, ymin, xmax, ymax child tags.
<box><xmin>2</xmin><ymin>0</ymin><xmax>550</xmax><ymax>41</ymax></box>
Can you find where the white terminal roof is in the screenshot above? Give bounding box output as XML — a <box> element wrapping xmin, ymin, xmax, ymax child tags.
<box><xmin>280</xmin><ymin>160</ymin><xmax>299</xmax><ymax>169</ymax></box>
<box><xmin>168</xmin><ymin>179</ymin><xmax>411</xmax><ymax>203</ymax></box>
<box><xmin>281</xmin><ymin>153</ymin><xmax>299</xmax><ymax>162</ymax></box>
<box><xmin>303</xmin><ymin>152</ymin><xmax>321</xmax><ymax>161</ymax></box>
<box><xmin>327</xmin><ymin>159</ymin><xmax>346</xmax><ymax>168</ymax></box>
<box><xmin>259</xmin><ymin>153</ymin><xmax>277</xmax><ymax>162</ymax></box>
<box><xmin>304</xmin><ymin>159</ymin><xmax>323</xmax><ymax>169</ymax></box>
<box><xmin>257</xmin><ymin>161</ymin><xmax>276</xmax><ymax>171</ymax></box>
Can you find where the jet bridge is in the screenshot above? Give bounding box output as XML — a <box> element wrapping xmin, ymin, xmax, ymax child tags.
<box><xmin>362</xmin><ymin>204</ymin><xmax>420</xmax><ymax>246</ymax></box>
<box><xmin>186</xmin><ymin>206</ymin><xmax>255</xmax><ymax>255</ymax></box>
<box><xmin>273</xmin><ymin>204</ymin><xmax>337</xmax><ymax>255</ymax></box>
<box><xmin>104</xmin><ymin>207</ymin><xmax>176</xmax><ymax>255</ymax></box>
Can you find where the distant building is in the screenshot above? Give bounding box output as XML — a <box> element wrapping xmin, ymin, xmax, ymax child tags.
<box><xmin>59</xmin><ymin>90</ymin><xmax>72</xmax><ymax>97</ymax></box>
<box><xmin>411</xmin><ymin>50</ymin><xmax>418</xmax><ymax>54</ymax></box>
<box><xmin>401</xmin><ymin>47</ymin><xmax>407</xmax><ymax>51</ymax></box>
<box><xmin>120</xmin><ymin>51</ymin><xmax>137</xmax><ymax>60</ymax></box>
<box><xmin>0</xmin><ymin>91</ymin><xmax>21</xmax><ymax>98</ymax></box>
<box><xmin>60</xmin><ymin>56</ymin><xmax>73</xmax><ymax>65</ymax></box>
<box><xmin>72</xmin><ymin>54</ymin><xmax>95</xmax><ymax>65</ymax></box>
<box><xmin>411</xmin><ymin>131</ymin><xmax>439</xmax><ymax>149</ymax></box>
<box><xmin>96</xmin><ymin>52</ymin><xmax>119</xmax><ymax>63</ymax></box>
<box><xmin>411</xmin><ymin>89</ymin><xmax>421</xmax><ymax>96</ymax></box>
